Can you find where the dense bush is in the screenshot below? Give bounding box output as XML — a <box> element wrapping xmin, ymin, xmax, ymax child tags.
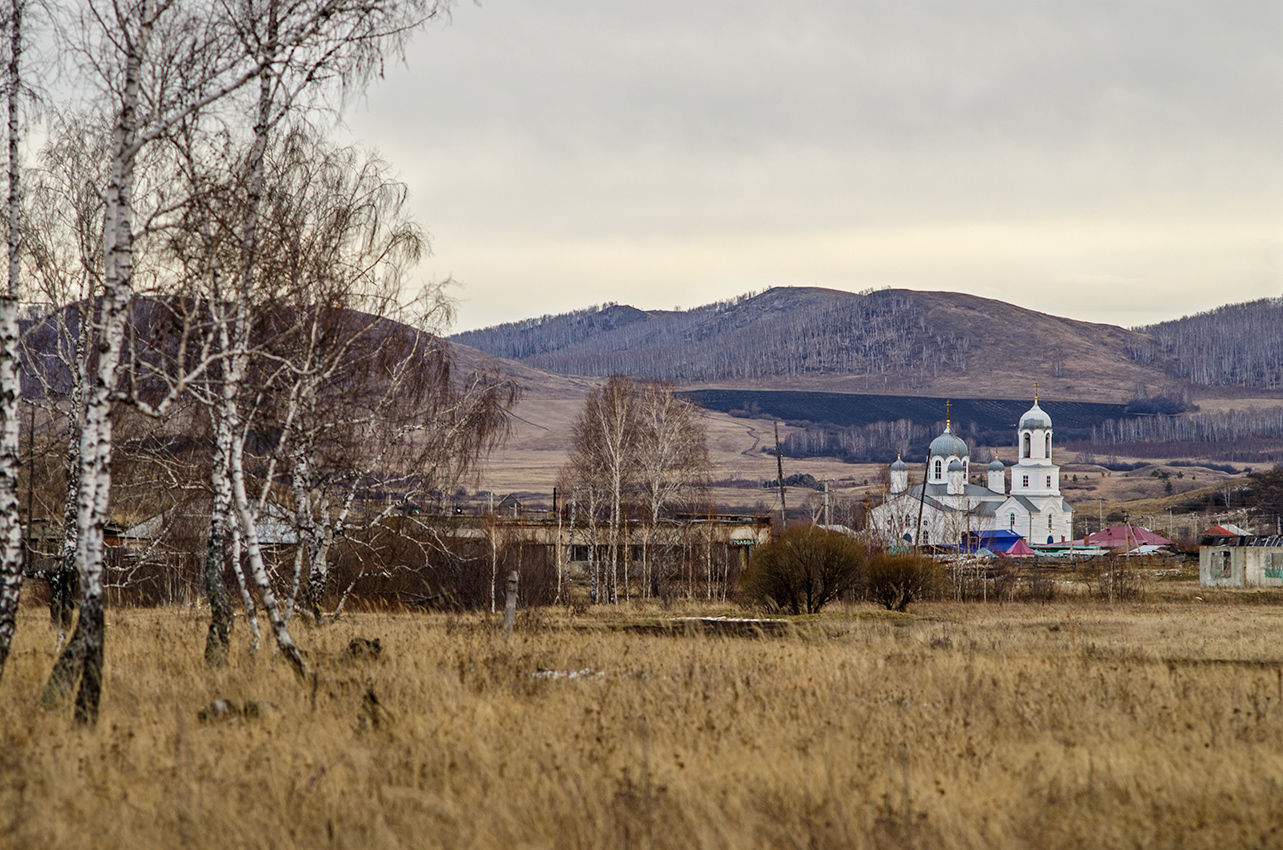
<box><xmin>866</xmin><ymin>552</ymin><xmax>941</xmax><ymax>612</ymax></box>
<box><xmin>741</xmin><ymin>526</ymin><xmax>866</xmax><ymax>614</ymax></box>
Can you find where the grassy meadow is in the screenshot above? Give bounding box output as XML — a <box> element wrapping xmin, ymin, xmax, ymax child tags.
<box><xmin>2</xmin><ymin>594</ymin><xmax>1283</xmax><ymax>849</ymax></box>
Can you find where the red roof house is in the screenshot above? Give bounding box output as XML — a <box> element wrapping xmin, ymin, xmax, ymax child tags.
<box><xmin>1084</xmin><ymin>525</ymin><xmax>1174</xmax><ymax>548</ymax></box>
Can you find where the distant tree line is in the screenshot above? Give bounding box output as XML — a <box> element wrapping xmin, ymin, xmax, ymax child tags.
<box><xmin>1088</xmin><ymin>408</ymin><xmax>1283</xmax><ymax>447</ymax></box>
<box><xmin>1058</xmin><ymin>408</ymin><xmax>1283</xmax><ymax>463</ymax></box>
<box><xmin>779</xmin><ymin>419</ymin><xmax>933</xmax><ymax>465</ymax></box>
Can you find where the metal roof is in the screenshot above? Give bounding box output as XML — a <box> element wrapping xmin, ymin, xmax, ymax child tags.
<box><xmin>1019</xmin><ymin>401</ymin><xmax>1053</xmax><ymax>431</ymax></box>
<box><xmin>928</xmin><ymin>426</ymin><xmax>969</xmax><ymax>459</ymax></box>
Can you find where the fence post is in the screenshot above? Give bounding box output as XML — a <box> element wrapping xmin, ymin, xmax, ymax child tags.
<box><xmin>501</xmin><ymin>570</ymin><xmax>519</xmax><ymax>640</ymax></box>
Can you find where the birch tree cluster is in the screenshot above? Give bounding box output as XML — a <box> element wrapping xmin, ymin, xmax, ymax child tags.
<box><xmin>0</xmin><ymin>0</ymin><xmax>525</xmax><ymax>725</ymax></box>
<box><xmin>560</xmin><ymin>376</ymin><xmax>710</xmax><ymax>604</ymax></box>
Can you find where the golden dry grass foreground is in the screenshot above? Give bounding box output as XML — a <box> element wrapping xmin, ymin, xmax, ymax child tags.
<box><xmin>3</xmin><ymin>599</ymin><xmax>1283</xmax><ymax>849</ymax></box>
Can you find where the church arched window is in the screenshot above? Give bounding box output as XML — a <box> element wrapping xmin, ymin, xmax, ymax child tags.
<box><xmin>1009</xmin><ymin>513</ymin><xmax>1016</xmax><ymax>530</ymax></box>
<box><xmin>1022</xmin><ymin>433</ymin><xmax>1030</xmax><ymax>458</ymax></box>
<box><xmin>1045</xmin><ymin>433</ymin><xmax>1051</xmax><ymax>457</ymax></box>
<box><xmin>933</xmin><ymin>458</ymin><xmax>942</xmax><ymax>479</ymax></box>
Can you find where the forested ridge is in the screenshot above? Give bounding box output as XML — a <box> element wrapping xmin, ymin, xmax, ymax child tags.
<box><xmin>453</xmin><ymin>287</ymin><xmax>975</xmax><ymax>384</ymax></box>
<box><xmin>460</xmin><ymin>287</ymin><xmax>1283</xmax><ymax>400</ymax></box>
<box><xmin>1133</xmin><ymin>297</ymin><xmax>1283</xmax><ymax>389</ymax></box>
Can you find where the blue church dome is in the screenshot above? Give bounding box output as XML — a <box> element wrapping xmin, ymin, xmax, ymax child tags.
<box><xmin>928</xmin><ymin>426</ymin><xmax>968</xmax><ymax>460</ymax></box>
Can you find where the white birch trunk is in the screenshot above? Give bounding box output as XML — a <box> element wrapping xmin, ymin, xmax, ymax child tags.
<box><xmin>53</xmin><ymin>397</ymin><xmax>80</xmax><ymax>637</ymax></box>
<box><xmin>283</xmin><ymin>438</ymin><xmax>311</xmax><ymax>624</ymax></box>
<box><xmin>229</xmin><ymin>525</ymin><xmax>259</xmax><ymax>651</ymax></box>
<box><xmin>228</xmin><ymin>397</ymin><xmax>306</xmax><ymax>677</ymax></box>
<box><xmin>202</xmin><ymin>400</ymin><xmax>235</xmax><ymax>664</ymax></box>
<box><xmin>50</xmin><ymin>304</ymin><xmax>90</xmax><ymax>642</ymax></box>
<box><xmin>0</xmin><ymin>0</ymin><xmax>23</xmax><ymax>680</ymax></box>
<box><xmin>223</xmin><ymin>293</ymin><xmax>306</xmax><ymax>676</ymax></box>
<box><xmin>55</xmin><ymin>1</ymin><xmax>153</xmax><ymax>723</ymax></box>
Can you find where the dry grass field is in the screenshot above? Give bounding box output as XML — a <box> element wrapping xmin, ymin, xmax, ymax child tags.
<box><xmin>3</xmin><ymin>594</ymin><xmax>1283</xmax><ymax>849</ymax></box>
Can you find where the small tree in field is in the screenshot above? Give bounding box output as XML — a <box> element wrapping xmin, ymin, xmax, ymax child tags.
<box><xmin>741</xmin><ymin>526</ymin><xmax>865</xmax><ymax>614</ymax></box>
<box><xmin>866</xmin><ymin>552</ymin><xmax>941</xmax><ymax>612</ymax></box>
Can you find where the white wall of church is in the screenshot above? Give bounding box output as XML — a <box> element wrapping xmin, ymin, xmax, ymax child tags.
<box><xmin>871</xmin><ymin>495</ymin><xmax>1002</xmax><ymax>547</ymax></box>
<box><xmin>1010</xmin><ymin>465</ymin><xmax>1060</xmax><ymax>497</ymax></box>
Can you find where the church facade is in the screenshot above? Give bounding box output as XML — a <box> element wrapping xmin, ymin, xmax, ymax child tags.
<box><xmin>868</xmin><ymin>395</ymin><xmax>1074</xmax><ymax>547</ymax></box>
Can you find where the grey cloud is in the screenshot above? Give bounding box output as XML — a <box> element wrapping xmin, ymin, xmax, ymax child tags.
<box><xmin>381</xmin><ymin>1</ymin><xmax>1282</xmax><ymax>153</ymax></box>
<box><xmin>341</xmin><ymin>1</ymin><xmax>1283</xmax><ymax>331</ymax></box>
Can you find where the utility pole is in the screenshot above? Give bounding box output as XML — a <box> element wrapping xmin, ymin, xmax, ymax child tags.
<box><xmin>553</xmin><ymin>487</ymin><xmax>562</xmax><ymax>605</ymax></box>
<box><xmin>915</xmin><ymin>456</ymin><xmax>929</xmax><ymax>551</ymax></box>
<box><xmin>773</xmin><ymin>422</ymin><xmax>786</xmax><ymax>531</ymax></box>
<box><xmin>823</xmin><ymin>477</ymin><xmax>830</xmax><ymax>527</ymax></box>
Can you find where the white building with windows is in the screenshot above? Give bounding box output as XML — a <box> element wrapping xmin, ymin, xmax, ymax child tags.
<box><xmin>869</xmin><ymin>394</ymin><xmax>1074</xmax><ymax>547</ymax></box>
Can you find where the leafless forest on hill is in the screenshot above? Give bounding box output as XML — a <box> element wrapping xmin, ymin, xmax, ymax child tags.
<box><xmin>459</xmin><ymin>288</ymin><xmax>1283</xmax><ymax>403</ymax></box>
<box><xmin>1133</xmin><ymin>296</ymin><xmax>1283</xmax><ymax>389</ymax></box>
<box><xmin>454</xmin><ymin>288</ymin><xmax>972</xmax><ymax>385</ymax></box>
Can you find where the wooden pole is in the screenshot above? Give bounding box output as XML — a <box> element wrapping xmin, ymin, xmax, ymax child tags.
<box><xmin>773</xmin><ymin>422</ymin><xmax>786</xmax><ymax>530</ymax></box>
<box><xmin>554</xmin><ymin>487</ymin><xmax>563</xmax><ymax>605</ymax></box>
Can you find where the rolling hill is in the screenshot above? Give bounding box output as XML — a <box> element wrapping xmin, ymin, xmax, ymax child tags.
<box><xmin>453</xmin><ymin>287</ymin><xmax>1172</xmax><ymax>402</ymax></box>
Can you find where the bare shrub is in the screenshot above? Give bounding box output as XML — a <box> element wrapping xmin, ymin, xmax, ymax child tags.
<box><xmin>741</xmin><ymin>526</ymin><xmax>866</xmax><ymax>614</ymax></box>
<box><xmin>948</xmin><ymin>562</ymin><xmax>1014</xmax><ymax>603</ymax></box>
<box><xmin>866</xmin><ymin>552</ymin><xmax>942</xmax><ymax>612</ymax></box>
<box><xmin>1021</xmin><ymin>574</ymin><xmax>1058</xmax><ymax>603</ymax></box>
<box><xmin>1091</xmin><ymin>559</ymin><xmax>1143</xmax><ymax>602</ymax></box>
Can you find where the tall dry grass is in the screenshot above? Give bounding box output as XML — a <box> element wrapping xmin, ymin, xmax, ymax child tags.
<box><xmin>1</xmin><ymin>598</ymin><xmax>1282</xmax><ymax>849</ymax></box>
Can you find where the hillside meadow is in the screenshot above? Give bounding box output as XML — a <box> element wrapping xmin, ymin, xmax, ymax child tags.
<box><xmin>2</xmin><ymin>595</ymin><xmax>1283</xmax><ymax>849</ymax></box>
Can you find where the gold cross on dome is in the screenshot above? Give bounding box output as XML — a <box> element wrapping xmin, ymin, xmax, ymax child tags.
<box><xmin>1034</xmin><ymin>380</ymin><xmax>1039</xmax><ymax>404</ymax></box>
<box><xmin>945</xmin><ymin>399</ymin><xmax>951</xmax><ymax>428</ymax></box>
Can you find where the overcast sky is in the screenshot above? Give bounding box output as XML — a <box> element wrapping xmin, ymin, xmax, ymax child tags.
<box><xmin>339</xmin><ymin>1</ymin><xmax>1283</xmax><ymax>333</ymax></box>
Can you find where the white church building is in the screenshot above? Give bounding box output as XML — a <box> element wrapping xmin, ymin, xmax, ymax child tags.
<box><xmin>869</xmin><ymin>394</ymin><xmax>1074</xmax><ymax>547</ymax></box>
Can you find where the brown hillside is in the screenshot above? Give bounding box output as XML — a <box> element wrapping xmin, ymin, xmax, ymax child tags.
<box><xmin>455</xmin><ymin>287</ymin><xmax>1175</xmax><ymax>403</ymax></box>
<box><xmin>689</xmin><ymin>288</ymin><xmax>1170</xmax><ymax>402</ymax></box>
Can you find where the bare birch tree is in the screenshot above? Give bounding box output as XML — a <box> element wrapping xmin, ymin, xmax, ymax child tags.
<box><xmin>634</xmin><ymin>382</ymin><xmax>708</xmax><ymax>598</ymax></box>
<box><xmin>229</xmin><ymin>132</ymin><xmax>514</xmax><ymax>624</ymax></box>
<box><xmin>20</xmin><ymin>114</ymin><xmax>112</xmax><ymax>644</ymax></box>
<box><xmin>0</xmin><ymin>0</ymin><xmax>25</xmax><ymax>681</ymax></box>
<box><xmin>12</xmin><ymin>0</ymin><xmax>458</xmax><ymax>717</ymax></box>
<box><xmin>44</xmin><ymin>0</ymin><xmax>316</xmax><ymax>721</ymax></box>
<box><xmin>192</xmin><ymin>0</ymin><xmax>453</xmax><ymax>669</ymax></box>
<box><xmin>565</xmin><ymin>376</ymin><xmax>640</xmax><ymax>604</ymax></box>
